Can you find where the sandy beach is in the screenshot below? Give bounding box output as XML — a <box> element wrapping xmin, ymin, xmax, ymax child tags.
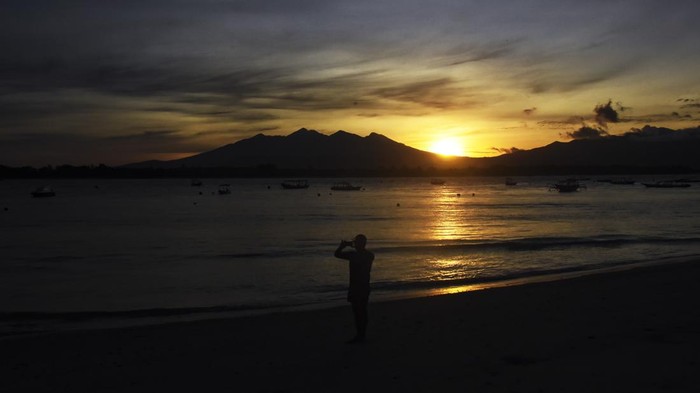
<box><xmin>2</xmin><ymin>258</ymin><xmax>700</xmax><ymax>393</ymax></box>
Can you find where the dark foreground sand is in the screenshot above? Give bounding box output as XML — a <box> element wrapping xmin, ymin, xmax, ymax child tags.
<box><xmin>2</xmin><ymin>259</ymin><xmax>700</xmax><ymax>393</ymax></box>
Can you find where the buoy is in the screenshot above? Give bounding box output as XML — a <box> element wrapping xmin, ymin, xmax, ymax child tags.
<box><xmin>396</xmin><ymin>203</ymin><xmax>401</xmax><ymax>207</ymax></box>
<box><xmin>457</xmin><ymin>193</ymin><xmax>461</xmax><ymax>197</ymax></box>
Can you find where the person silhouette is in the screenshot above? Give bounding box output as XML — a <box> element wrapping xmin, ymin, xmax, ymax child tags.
<box><xmin>334</xmin><ymin>234</ymin><xmax>374</xmax><ymax>343</ymax></box>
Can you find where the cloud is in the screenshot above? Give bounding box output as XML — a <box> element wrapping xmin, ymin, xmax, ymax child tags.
<box><xmin>370</xmin><ymin>78</ymin><xmax>466</xmax><ymax>110</ymax></box>
<box><xmin>622</xmin><ymin>112</ymin><xmax>694</xmax><ymax>123</ymax></box>
<box><xmin>0</xmin><ymin>130</ymin><xmax>216</xmax><ymax>167</ymax></box>
<box><xmin>523</xmin><ymin>107</ymin><xmax>537</xmax><ymax>116</ymax></box>
<box><xmin>524</xmin><ymin>64</ymin><xmax>634</xmax><ymax>95</ymax></box>
<box><xmin>671</xmin><ymin>112</ymin><xmax>693</xmax><ymax>119</ymax></box>
<box><xmin>537</xmin><ymin>117</ymin><xmax>585</xmax><ymax>129</ymax></box>
<box><xmin>565</xmin><ymin>126</ymin><xmax>609</xmax><ymax>140</ymax></box>
<box><xmin>547</xmin><ymin>100</ymin><xmax>624</xmax><ymax>138</ymax></box>
<box><xmin>594</xmin><ymin>100</ymin><xmax>620</xmax><ymax>127</ymax></box>
<box><xmin>491</xmin><ymin>146</ymin><xmax>524</xmax><ymax>154</ymax></box>
<box><xmin>3</xmin><ymin>1</ymin><xmax>700</xmax><ymax>166</ymax></box>
<box><xmin>440</xmin><ymin>40</ymin><xmax>519</xmax><ymax>66</ymax></box>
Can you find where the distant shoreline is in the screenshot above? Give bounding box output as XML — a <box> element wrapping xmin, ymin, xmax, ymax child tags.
<box><xmin>2</xmin><ymin>163</ymin><xmax>698</xmax><ymax>179</ymax></box>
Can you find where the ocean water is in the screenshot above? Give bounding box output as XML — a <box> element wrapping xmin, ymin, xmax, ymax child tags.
<box><xmin>1</xmin><ymin>177</ymin><xmax>700</xmax><ymax>333</ymax></box>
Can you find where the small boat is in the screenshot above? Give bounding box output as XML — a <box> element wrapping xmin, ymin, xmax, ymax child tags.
<box><xmin>191</xmin><ymin>179</ymin><xmax>203</xmax><ymax>187</ymax></box>
<box><xmin>643</xmin><ymin>181</ymin><xmax>691</xmax><ymax>188</ymax></box>
<box><xmin>505</xmin><ymin>178</ymin><xmax>517</xmax><ymax>186</ymax></box>
<box><xmin>550</xmin><ymin>179</ymin><xmax>585</xmax><ymax>193</ymax></box>
<box><xmin>218</xmin><ymin>184</ymin><xmax>231</xmax><ymax>194</ymax></box>
<box><xmin>31</xmin><ymin>186</ymin><xmax>56</xmax><ymax>198</ymax></box>
<box><xmin>281</xmin><ymin>179</ymin><xmax>309</xmax><ymax>189</ymax></box>
<box><xmin>430</xmin><ymin>178</ymin><xmax>446</xmax><ymax>185</ymax></box>
<box><xmin>331</xmin><ymin>182</ymin><xmax>362</xmax><ymax>191</ymax></box>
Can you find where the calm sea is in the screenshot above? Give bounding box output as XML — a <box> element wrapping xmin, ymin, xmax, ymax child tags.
<box><xmin>2</xmin><ymin>177</ymin><xmax>700</xmax><ymax>334</ymax></box>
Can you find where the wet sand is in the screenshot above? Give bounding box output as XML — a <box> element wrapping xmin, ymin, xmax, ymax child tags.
<box><xmin>2</xmin><ymin>258</ymin><xmax>700</xmax><ymax>392</ymax></box>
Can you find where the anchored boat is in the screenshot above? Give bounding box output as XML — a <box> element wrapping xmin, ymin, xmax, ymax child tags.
<box><xmin>550</xmin><ymin>179</ymin><xmax>585</xmax><ymax>193</ymax></box>
<box><xmin>330</xmin><ymin>182</ymin><xmax>362</xmax><ymax>191</ymax></box>
<box><xmin>281</xmin><ymin>179</ymin><xmax>310</xmax><ymax>189</ymax></box>
<box><xmin>31</xmin><ymin>186</ymin><xmax>56</xmax><ymax>198</ymax></box>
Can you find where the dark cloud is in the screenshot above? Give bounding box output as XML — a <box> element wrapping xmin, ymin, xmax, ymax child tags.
<box><xmin>594</xmin><ymin>100</ymin><xmax>620</xmax><ymax>127</ymax></box>
<box><xmin>525</xmin><ymin>65</ymin><xmax>632</xmax><ymax>95</ymax></box>
<box><xmin>565</xmin><ymin>126</ymin><xmax>609</xmax><ymax>140</ymax></box>
<box><xmin>622</xmin><ymin>112</ymin><xmax>694</xmax><ymax>123</ymax></box>
<box><xmin>370</xmin><ymin>78</ymin><xmax>465</xmax><ymax>109</ymax></box>
<box><xmin>671</xmin><ymin>112</ymin><xmax>693</xmax><ymax>119</ymax></box>
<box><xmin>442</xmin><ymin>40</ymin><xmax>519</xmax><ymax>66</ymax></box>
<box><xmin>491</xmin><ymin>146</ymin><xmax>524</xmax><ymax>154</ymax></box>
<box><xmin>537</xmin><ymin>117</ymin><xmax>585</xmax><ymax>129</ymax></box>
<box><xmin>0</xmin><ymin>129</ymin><xmax>217</xmax><ymax>166</ymax></box>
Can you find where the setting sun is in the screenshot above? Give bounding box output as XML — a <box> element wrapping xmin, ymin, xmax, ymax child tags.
<box><xmin>429</xmin><ymin>138</ymin><xmax>465</xmax><ymax>157</ymax></box>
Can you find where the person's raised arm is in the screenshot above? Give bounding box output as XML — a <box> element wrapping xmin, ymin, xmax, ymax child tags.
<box><xmin>335</xmin><ymin>240</ymin><xmax>351</xmax><ymax>259</ymax></box>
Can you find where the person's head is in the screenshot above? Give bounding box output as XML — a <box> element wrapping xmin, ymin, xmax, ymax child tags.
<box><xmin>353</xmin><ymin>234</ymin><xmax>367</xmax><ymax>250</ymax></box>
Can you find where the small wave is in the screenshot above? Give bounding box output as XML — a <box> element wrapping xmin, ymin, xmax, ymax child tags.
<box><xmin>374</xmin><ymin>235</ymin><xmax>700</xmax><ymax>254</ymax></box>
<box><xmin>207</xmin><ymin>235</ymin><xmax>700</xmax><ymax>262</ymax></box>
<box><xmin>214</xmin><ymin>252</ymin><xmax>270</xmax><ymax>259</ymax></box>
<box><xmin>212</xmin><ymin>249</ymin><xmax>318</xmax><ymax>260</ymax></box>
<box><xmin>370</xmin><ymin>254</ymin><xmax>700</xmax><ymax>294</ymax></box>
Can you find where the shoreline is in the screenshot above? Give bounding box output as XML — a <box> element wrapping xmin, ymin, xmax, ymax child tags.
<box><xmin>2</xmin><ymin>253</ymin><xmax>699</xmax><ymax>338</ymax></box>
<box><xmin>2</xmin><ymin>257</ymin><xmax>700</xmax><ymax>392</ymax></box>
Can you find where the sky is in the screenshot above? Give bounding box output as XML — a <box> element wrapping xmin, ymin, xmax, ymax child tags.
<box><xmin>1</xmin><ymin>0</ymin><xmax>700</xmax><ymax>166</ymax></box>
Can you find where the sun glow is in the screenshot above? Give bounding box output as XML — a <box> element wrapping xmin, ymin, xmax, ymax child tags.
<box><xmin>429</xmin><ymin>138</ymin><xmax>465</xmax><ymax>157</ymax></box>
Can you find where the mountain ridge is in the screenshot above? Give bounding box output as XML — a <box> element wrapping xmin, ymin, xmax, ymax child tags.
<box><xmin>121</xmin><ymin>125</ymin><xmax>700</xmax><ymax>172</ymax></box>
<box><xmin>124</xmin><ymin>128</ymin><xmax>459</xmax><ymax>170</ymax></box>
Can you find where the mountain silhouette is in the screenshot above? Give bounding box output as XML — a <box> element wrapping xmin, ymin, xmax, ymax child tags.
<box><xmin>123</xmin><ymin>125</ymin><xmax>700</xmax><ymax>172</ymax></box>
<box><xmin>125</xmin><ymin>128</ymin><xmax>468</xmax><ymax>170</ymax></box>
<box><xmin>489</xmin><ymin>126</ymin><xmax>700</xmax><ymax>169</ymax></box>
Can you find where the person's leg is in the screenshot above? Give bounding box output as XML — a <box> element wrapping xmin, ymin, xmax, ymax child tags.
<box><xmin>351</xmin><ymin>299</ymin><xmax>368</xmax><ymax>340</ymax></box>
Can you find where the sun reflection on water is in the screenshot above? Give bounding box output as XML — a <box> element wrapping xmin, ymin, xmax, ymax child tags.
<box><xmin>427</xmin><ymin>186</ymin><xmax>480</xmax><ymax>241</ymax></box>
<box><xmin>419</xmin><ymin>186</ymin><xmax>492</xmax><ymax>289</ymax></box>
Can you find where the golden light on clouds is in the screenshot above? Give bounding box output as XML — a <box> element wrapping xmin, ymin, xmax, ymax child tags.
<box><xmin>2</xmin><ymin>1</ymin><xmax>699</xmax><ymax>166</ymax></box>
